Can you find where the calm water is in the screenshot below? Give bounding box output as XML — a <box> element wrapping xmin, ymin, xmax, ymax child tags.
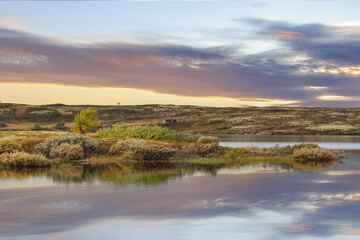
<box><xmin>1</xmin><ymin>136</ymin><xmax>360</xmax><ymax>240</ymax></box>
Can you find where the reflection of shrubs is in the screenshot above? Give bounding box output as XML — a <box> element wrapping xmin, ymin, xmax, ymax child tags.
<box><xmin>0</xmin><ymin>152</ymin><xmax>51</xmax><ymax>167</ymax></box>
<box><xmin>50</xmin><ymin>143</ymin><xmax>84</xmax><ymax>161</ymax></box>
<box><xmin>0</xmin><ymin>137</ymin><xmax>23</xmax><ymax>154</ymax></box>
<box><xmin>34</xmin><ymin>134</ymin><xmax>99</xmax><ymax>158</ymax></box>
<box><xmin>197</xmin><ymin>136</ymin><xmax>219</xmax><ymax>145</ymax></box>
<box><xmin>293</xmin><ymin>148</ymin><xmax>346</xmax><ymax>162</ymax></box>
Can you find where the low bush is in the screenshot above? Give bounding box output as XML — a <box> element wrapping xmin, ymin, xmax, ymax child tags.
<box><xmin>180</xmin><ymin>143</ymin><xmax>221</xmax><ymax>158</ymax></box>
<box><xmin>292</xmin><ymin>143</ymin><xmax>319</xmax><ymax>150</ymax></box>
<box><xmin>17</xmin><ymin>137</ymin><xmax>44</xmax><ymax>153</ymax></box>
<box><xmin>109</xmin><ymin>138</ymin><xmax>176</xmax><ymax>161</ymax></box>
<box><xmin>224</xmin><ymin>148</ymin><xmax>250</xmax><ymax>159</ymax></box>
<box><xmin>31</xmin><ymin>124</ymin><xmax>49</xmax><ymax>131</ymax></box>
<box><xmin>132</xmin><ymin>145</ymin><xmax>177</xmax><ymax>161</ymax></box>
<box><xmin>34</xmin><ymin>134</ymin><xmax>99</xmax><ymax>158</ymax></box>
<box><xmin>109</xmin><ymin>138</ymin><xmax>146</xmax><ymax>155</ymax></box>
<box><xmin>0</xmin><ymin>137</ymin><xmax>23</xmax><ymax>154</ymax></box>
<box><xmin>97</xmin><ymin>123</ymin><xmax>182</xmax><ymax>141</ymax></box>
<box><xmin>0</xmin><ymin>152</ymin><xmax>51</xmax><ymax>167</ymax></box>
<box><xmin>293</xmin><ymin>148</ymin><xmax>346</xmax><ymax>162</ymax></box>
<box><xmin>246</xmin><ymin>144</ymin><xmax>320</xmax><ymax>157</ymax></box>
<box><xmin>197</xmin><ymin>136</ymin><xmax>219</xmax><ymax>145</ymax></box>
<box><xmin>55</xmin><ymin>120</ymin><xmax>67</xmax><ymax>130</ymax></box>
<box><xmin>49</xmin><ymin>143</ymin><xmax>84</xmax><ymax>161</ymax></box>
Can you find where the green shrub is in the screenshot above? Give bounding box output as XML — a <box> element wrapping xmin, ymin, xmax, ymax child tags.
<box><xmin>49</xmin><ymin>143</ymin><xmax>84</xmax><ymax>161</ymax></box>
<box><xmin>181</xmin><ymin>134</ymin><xmax>202</xmax><ymax>142</ymax></box>
<box><xmin>55</xmin><ymin>120</ymin><xmax>66</xmax><ymax>130</ymax></box>
<box><xmin>224</xmin><ymin>148</ymin><xmax>250</xmax><ymax>159</ymax></box>
<box><xmin>0</xmin><ymin>137</ymin><xmax>23</xmax><ymax>154</ymax></box>
<box><xmin>32</xmin><ymin>124</ymin><xmax>42</xmax><ymax>131</ymax></box>
<box><xmin>197</xmin><ymin>136</ymin><xmax>219</xmax><ymax>145</ymax></box>
<box><xmin>0</xmin><ymin>152</ymin><xmax>51</xmax><ymax>167</ymax></box>
<box><xmin>97</xmin><ymin>123</ymin><xmax>181</xmax><ymax>141</ymax></box>
<box><xmin>293</xmin><ymin>148</ymin><xmax>345</xmax><ymax>162</ymax></box>
<box><xmin>34</xmin><ymin>134</ymin><xmax>99</xmax><ymax>158</ymax></box>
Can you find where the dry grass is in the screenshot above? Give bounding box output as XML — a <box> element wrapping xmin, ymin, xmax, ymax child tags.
<box><xmin>1</xmin><ymin>104</ymin><xmax>359</xmax><ymax>135</ymax></box>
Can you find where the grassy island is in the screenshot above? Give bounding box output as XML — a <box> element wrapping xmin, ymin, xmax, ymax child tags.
<box><xmin>0</xmin><ymin>124</ymin><xmax>346</xmax><ymax>169</ymax></box>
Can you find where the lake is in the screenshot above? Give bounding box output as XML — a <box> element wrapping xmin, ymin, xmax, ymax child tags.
<box><xmin>1</xmin><ymin>135</ymin><xmax>360</xmax><ymax>240</ymax></box>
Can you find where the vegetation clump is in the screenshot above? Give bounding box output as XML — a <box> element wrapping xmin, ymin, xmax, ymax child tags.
<box><xmin>17</xmin><ymin>137</ymin><xmax>44</xmax><ymax>153</ymax></box>
<box><xmin>55</xmin><ymin>120</ymin><xmax>67</xmax><ymax>130</ymax></box>
<box><xmin>50</xmin><ymin>143</ymin><xmax>84</xmax><ymax>162</ymax></box>
<box><xmin>97</xmin><ymin>123</ymin><xmax>182</xmax><ymax>141</ymax></box>
<box><xmin>0</xmin><ymin>137</ymin><xmax>23</xmax><ymax>154</ymax></box>
<box><xmin>293</xmin><ymin>148</ymin><xmax>346</xmax><ymax>162</ymax></box>
<box><xmin>72</xmin><ymin>108</ymin><xmax>100</xmax><ymax>134</ymax></box>
<box><xmin>179</xmin><ymin>143</ymin><xmax>221</xmax><ymax>158</ymax></box>
<box><xmin>196</xmin><ymin>136</ymin><xmax>219</xmax><ymax>145</ymax></box>
<box><xmin>34</xmin><ymin>134</ymin><xmax>99</xmax><ymax>158</ymax></box>
<box><xmin>109</xmin><ymin>138</ymin><xmax>177</xmax><ymax>161</ymax></box>
<box><xmin>0</xmin><ymin>152</ymin><xmax>51</xmax><ymax>167</ymax></box>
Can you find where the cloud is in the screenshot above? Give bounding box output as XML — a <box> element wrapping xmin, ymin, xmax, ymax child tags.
<box><xmin>0</xmin><ymin>18</ymin><xmax>360</xmax><ymax>107</ymax></box>
<box><xmin>0</xmin><ymin>18</ymin><xmax>25</xmax><ymax>29</ymax></box>
<box><xmin>270</xmin><ymin>29</ymin><xmax>303</xmax><ymax>39</ymax></box>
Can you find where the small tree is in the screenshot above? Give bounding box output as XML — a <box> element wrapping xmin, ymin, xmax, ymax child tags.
<box><xmin>72</xmin><ymin>108</ymin><xmax>100</xmax><ymax>134</ymax></box>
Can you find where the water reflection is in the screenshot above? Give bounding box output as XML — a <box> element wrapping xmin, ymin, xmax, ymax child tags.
<box><xmin>219</xmin><ymin>135</ymin><xmax>360</xmax><ymax>150</ymax></box>
<box><xmin>0</xmin><ymin>160</ymin><xmax>343</xmax><ymax>187</ymax></box>
<box><xmin>0</xmin><ymin>146</ymin><xmax>359</xmax><ymax>239</ymax></box>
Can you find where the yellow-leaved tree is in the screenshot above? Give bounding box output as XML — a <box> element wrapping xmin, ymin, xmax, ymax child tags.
<box><xmin>72</xmin><ymin>108</ymin><xmax>100</xmax><ymax>134</ymax></box>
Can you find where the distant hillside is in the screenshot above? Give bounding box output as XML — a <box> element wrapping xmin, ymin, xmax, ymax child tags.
<box><xmin>0</xmin><ymin>103</ymin><xmax>359</xmax><ymax>135</ymax></box>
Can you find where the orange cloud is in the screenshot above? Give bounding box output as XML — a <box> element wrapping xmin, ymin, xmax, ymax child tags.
<box><xmin>0</xmin><ymin>18</ymin><xmax>25</xmax><ymax>29</ymax></box>
<box><xmin>271</xmin><ymin>29</ymin><xmax>303</xmax><ymax>39</ymax></box>
<box><xmin>285</xmin><ymin>224</ymin><xmax>313</xmax><ymax>232</ymax></box>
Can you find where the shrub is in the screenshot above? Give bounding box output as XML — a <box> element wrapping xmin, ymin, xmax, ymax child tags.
<box><xmin>97</xmin><ymin>123</ymin><xmax>181</xmax><ymax>141</ymax></box>
<box><xmin>109</xmin><ymin>138</ymin><xmax>176</xmax><ymax>161</ymax></box>
<box><xmin>34</xmin><ymin>134</ymin><xmax>99</xmax><ymax>158</ymax></box>
<box><xmin>293</xmin><ymin>148</ymin><xmax>346</xmax><ymax>162</ymax></box>
<box><xmin>0</xmin><ymin>152</ymin><xmax>51</xmax><ymax>167</ymax></box>
<box><xmin>17</xmin><ymin>137</ymin><xmax>44</xmax><ymax>153</ymax></box>
<box><xmin>50</xmin><ymin>143</ymin><xmax>84</xmax><ymax>161</ymax></box>
<box><xmin>32</xmin><ymin>124</ymin><xmax>42</xmax><ymax>131</ymax></box>
<box><xmin>180</xmin><ymin>143</ymin><xmax>221</xmax><ymax>158</ymax></box>
<box><xmin>197</xmin><ymin>136</ymin><xmax>219</xmax><ymax>145</ymax></box>
<box><xmin>292</xmin><ymin>143</ymin><xmax>319</xmax><ymax>151</ymax></box>
<box><xmin>55</xmin><ymin>120</ymin><xmax>66</xmax><ymax>130</ymax></box>
<box><xmin>72</xmin><ymin>108</ymin><xmax>100</xmax><ymax>134</ymax></box>
<box><xmin>224</xmin><ymin>148</ymin><xmax>250</xmax><ymax>159</ymax></box>
<box><xmin>0</xmin><ymin>137</ymin><xmax>23</xmax><ymax>154</ymax></box>
<box><xmin>132</xmin><ymin>145</ymin><xmax>177</xmax><ymax>161</ymax></box>
<box><xmin>109</xmin><ymin>138</ymin><xmax>146</xmax><ymax>155</ymax></box>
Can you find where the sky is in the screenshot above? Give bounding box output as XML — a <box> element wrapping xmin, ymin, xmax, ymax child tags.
<box><xmin>0</xmin><ymin>1</ymin><xmax>360</xmax><ymax>107</ymax></box>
